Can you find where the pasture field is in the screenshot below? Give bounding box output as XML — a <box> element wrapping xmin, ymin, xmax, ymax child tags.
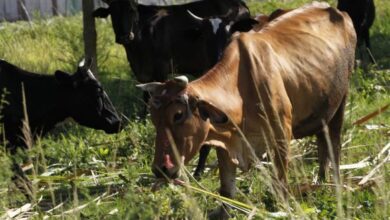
<box><xmin>0</xmin><ymin>0</ymin><xmax>389</xmax><ymax>219</ymax></box>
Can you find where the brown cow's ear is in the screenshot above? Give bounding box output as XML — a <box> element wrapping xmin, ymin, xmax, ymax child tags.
<box><xmin>198</xmin><ymin>101</ymin><xmax>228</xmax><ymax>124</ymax></box>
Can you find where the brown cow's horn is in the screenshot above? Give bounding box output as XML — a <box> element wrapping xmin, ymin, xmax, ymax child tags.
<box><xmin>187</xmin><ymin>10</ymin><xmax>204</xmax><ymax>21</ymax></box>
<box><xmin>136</xmin><ymin>82</ymin><xmax>164</xmax><ymax>94</ymax></box>
<box><xmin>173</xmin><ymin>75</ymin><xmax>188</xmax><ymax>86</ymax></box>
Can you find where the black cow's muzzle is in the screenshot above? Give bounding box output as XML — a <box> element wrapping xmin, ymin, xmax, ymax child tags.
<box><xmin>116</xmin><ymin>32</ymin><xmax>135</xmax><ymax>44</ymax></box>
<box><xmin>102</xmin><ymin>116</ymin><xmax>122</xmax><ymax>134</ymax></box>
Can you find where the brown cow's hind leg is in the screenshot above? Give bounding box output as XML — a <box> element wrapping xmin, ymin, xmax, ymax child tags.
<box><xmin>316</xmin><ymin>131</ymin><xmax>329</xmax><ymax>181</ymax></box>
<box><xmin>316</xmin><ymin>97</ymin><xmax>346</xmax><ymax>183</ymax></box>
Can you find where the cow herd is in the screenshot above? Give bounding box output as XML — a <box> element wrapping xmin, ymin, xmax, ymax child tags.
<box><xmin>0</xmin><ymin>0</ymin><xmax>376</xmax><ymax>218</ymax></box>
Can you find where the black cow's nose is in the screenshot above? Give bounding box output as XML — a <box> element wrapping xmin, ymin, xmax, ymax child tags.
<box><xmin>103</xmin><ymin>117</ymin><xmax>122</xmax><ymax>134</ymax></box>
<box><xmin>116</xmin><ymin>33</ymin><xmax>134</xmax><ymax>45</ymax></box>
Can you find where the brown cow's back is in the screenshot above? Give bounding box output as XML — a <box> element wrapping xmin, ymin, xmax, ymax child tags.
<box><xmin>253</xmin><ymin>4</ymin><xmax>356</xmax><ymax>137</ymax></box>
<box><xmin>192</xmin><ymin>2</ymin><xmax>355</xmax><ymax>138</ymax></box>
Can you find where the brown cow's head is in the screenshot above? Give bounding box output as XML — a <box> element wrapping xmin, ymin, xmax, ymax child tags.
<box><xmin>137</xmin><ymin>76</ymin><xmax>228</xmax><ymax>179</ymax></box>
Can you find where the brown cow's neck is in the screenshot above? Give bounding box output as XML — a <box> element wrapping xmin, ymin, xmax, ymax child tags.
<box><xmin>188</xmin><ymin>42</ymin><xmax>241</xmax><ymax>118</ymax></box>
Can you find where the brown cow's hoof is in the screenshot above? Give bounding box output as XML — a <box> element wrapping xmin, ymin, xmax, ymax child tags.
<box><xmin>208</xmin><ymin>206</ymin><xmax>230</xmax><ymax>220</ymax></box>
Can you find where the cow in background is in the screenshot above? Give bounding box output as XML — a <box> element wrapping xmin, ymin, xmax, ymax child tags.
<box><xmin>93</xmin><ymin>0</ymin><xmax>251</xmax><ymax>82</ymax></box>
<box><xmin>0</xmin><ymin>59</ymin><xmax>122</xmax><ymax>198</ymax></box>
<box><xmin>138</xmin><ymin>3</ymin><xmax>356</xmax><ymax>218</ymax></box>
<box><xmin>338</xmin><ymin>0</ymin><xmax>376</xmax><ymax>63</ymax></box>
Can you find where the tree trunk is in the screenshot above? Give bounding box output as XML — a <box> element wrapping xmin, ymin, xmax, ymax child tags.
<box><xmin>82</xmin><ymin>0</ymin><xmax>98</xmax><ymax>74</ymax></box>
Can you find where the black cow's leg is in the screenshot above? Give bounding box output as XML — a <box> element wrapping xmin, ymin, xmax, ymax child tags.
<box><xmin>363</xmin><ymin>29</ymin><xmax>375</xmax><ymax>64</ymax></box>
<box><xmin>209</xmin><ymin>148</ymin><xmax>236</xmax><ymax>220</ymax></box>
<box><xmin>364</xmin><ymin>28</ymin><xmax>371</xmax><ymax>50</ymax></box>
<box><xmin>193</xmin><ymin>145</ymin><xmax>211</xmax><ymax>179</ymax></box>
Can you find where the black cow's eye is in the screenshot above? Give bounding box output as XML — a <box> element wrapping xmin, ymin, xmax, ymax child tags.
<box><xmin>173</xmin><ymin>111</ymin><xmax>185</xmax><ymax>124</ymax></box>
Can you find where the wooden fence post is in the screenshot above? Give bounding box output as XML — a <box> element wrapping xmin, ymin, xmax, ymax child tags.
<box><xmin>82</xmin><ymin>0</ymin><xmax>98</xmax><ymax>75</ymax></box>
<box><xmin>52</xmin><ymin>0</ymin><xmax>58</xmax><ymax>16</ymax></box>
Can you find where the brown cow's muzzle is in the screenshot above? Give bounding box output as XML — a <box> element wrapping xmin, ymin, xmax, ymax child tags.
<box><xmin>152</xmin><ymin>154</ymin><xmax>181</xmax><ymax>179</ymax></box>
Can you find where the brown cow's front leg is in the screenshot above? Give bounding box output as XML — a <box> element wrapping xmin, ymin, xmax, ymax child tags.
<box><xmin>209</xmin><ymin>148</ymin><xmax>237</xmax><ymax>220</ymax></box>
<box><xmin>273</xmin><ymin>139</ymin><xmax>289</xmax><ymax>199</ymax></box>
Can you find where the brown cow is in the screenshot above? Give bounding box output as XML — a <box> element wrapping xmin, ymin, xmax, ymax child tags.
<box><xmin>250</xmin><ymin>9</ymin><xmax>292</xmax><ymax>32</ymax></box>
<box><xmin>138</xmin><ymin>2</ymin><xmax>356</xmax><ymax>218</ymax></box>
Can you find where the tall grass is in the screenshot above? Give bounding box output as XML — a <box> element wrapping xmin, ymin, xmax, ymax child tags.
<box><xmin>0</xmin><ymin>0</ymin><xmax>389</xmax><ymax>219</ymax></box>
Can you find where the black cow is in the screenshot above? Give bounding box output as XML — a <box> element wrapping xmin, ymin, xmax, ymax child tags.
<box><xmin>185</xmin><ymin>11</ymin><xmax>259</xmax><ymax>60</ymax></box>
<box><xmin>337</xmin><ymin>0</ymin><xmax>375</xmax><ymax>62</ymax></box>
<box><xmin>0</xmin><ymin>59</ymin><xmax>122</xmax><ymax>150</ymax></box>
<box><xmin>0</xmin><ymin>59</ymin><xmax>122</xmax><ymax>197</ymax></box>
<box><xmin>93</xmin><ymin>0</ymin><xmax>251</xmax><ymax>83</ymax></box>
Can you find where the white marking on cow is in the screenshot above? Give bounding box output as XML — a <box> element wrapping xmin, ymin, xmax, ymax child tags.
<box><xmin>225</xmin><ymin>24</ymin><xmax>231</xmax><ymax>33</ymax></box>
<box><xmin>210</xmin><ymin>18</ymin><xmax>222</xmax><ymax>34</ymax></box>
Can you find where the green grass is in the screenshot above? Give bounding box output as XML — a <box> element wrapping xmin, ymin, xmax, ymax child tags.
<box><xmin>0</xmin><ymin>0</ymin><xmax>389</xmax><ymax>219</ymax></box>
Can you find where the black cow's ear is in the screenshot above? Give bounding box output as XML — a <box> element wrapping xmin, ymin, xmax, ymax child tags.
<box><xmin>198</xmin><ymin>101</ymin><xmax>228</xmax><ymax>124</ymax></box>
<box><xmin>55</xmin><ymin>70</ymin><xmax>73</xmax><ymax>86</ymax></box>
<box><xmin>229</xmin><ymin>18</ymin><xmax>258</xmax><ymax>33</ymax></box>
<box><xmin>93</xmin><ymin>8</ymin><xmax>110</xmax><ymax>18</ymax></box>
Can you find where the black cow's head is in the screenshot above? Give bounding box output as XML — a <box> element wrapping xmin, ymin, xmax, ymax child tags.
<box><xmin>93</xmin><ymin>0</ymin><xmax>138</xmax><ymax>44</ymax></box>
<box><xmin>54</xmin><ymin>59</ymin><xmax>122</xmax><ymax>134</ymax></box>
<box><xmin>186</xmin><ymin>10</ymin><xmax>258</xmax><ymax>59</ymax></box>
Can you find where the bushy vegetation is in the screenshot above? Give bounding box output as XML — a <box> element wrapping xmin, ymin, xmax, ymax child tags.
<box><xmin>0</xmin><ymin>0</ymin><xmax>389</xmax><ymax>219</ymax></box>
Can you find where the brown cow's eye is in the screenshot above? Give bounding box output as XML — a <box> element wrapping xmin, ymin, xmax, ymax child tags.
<box><xmin>173</xmin><ymin>111</ymin><xmax>185</xmax><ymax>124</ymax></box>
